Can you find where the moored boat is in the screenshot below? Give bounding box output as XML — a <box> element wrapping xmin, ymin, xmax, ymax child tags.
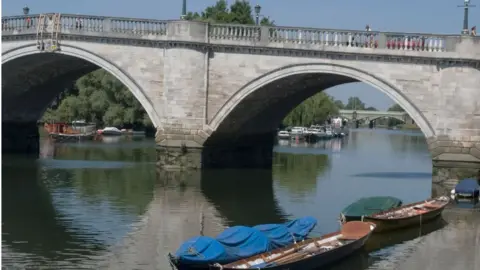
<box><xmin>168</xmin><ymin>216</ymin><xmax>317</xmax><ymax>270</ymax></box>
<box><xmin>360</xmin><ymin>196</ymin><xmax>450</xmax><ymax>232</ymax></box>
<box><xmin>44</xmin><ymin>121</ymin><xmax>96</xmax><ymax>142</ymax></box>
<box><xmin>451</xmin><ymin>178</ymin><xmax>479</xmax><ymax>199</ymax></box>
<box><xmin>340</xmin><ymin>196</ymin><xmax>403</xmax><ymax>223</ymax></box>
<box><xmin>213</xmin><ymin>221</ymin><xmax>376</xmax><ymax>270</ymax></box>
<box><xmin>99</xmin><ymin>126</ymin><xmax>123</xmax><ymax>136</ymax></box>
<box><xmin>277</xmin><ymin>131</ymin><xmax>290</xmax><ymax>140</ymax></box>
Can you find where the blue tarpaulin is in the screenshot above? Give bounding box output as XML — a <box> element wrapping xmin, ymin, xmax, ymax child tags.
<box><xmin>455</xmin><ymin>178</ymin><xmax>480</xmax><ymax>197</ymax></box>
<box><xmin>284</xmin><ymin>216</ymin><xmax>317</xmax><ymax>241</ymax></box>
<box><xmin>175</xmin><ymin>236</ymin><xmax>232</xmax><ymax>265</ymax></box>
<box><xmin>253</xmin><ymin>224</ymin><xmax>294</xmax><ymax>249</ymax></box>
<box><xmin>253</xmin><ymin>216</ymin><xmax>317</xmax><ymax>249</ymax></box>
<box><xmin>175</xmin><ymin>226</ymin><xmax>270</xmax><ymax>265</ymax></box>
<box><xmin>174</xmin><ymin>217</ymin><xmax>318</xmax><ymax>266</ymax></box>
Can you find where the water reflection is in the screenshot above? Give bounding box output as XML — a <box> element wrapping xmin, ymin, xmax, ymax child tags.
<box><xmin>201</xmin><ymin>169</ymin><xmax>287</xmax><ymax>226</ymax></box>
<box><xmin>2</xmin><ymin>158</ymin><xmax>106</xmax><ymax>267</ymax></box>
<box><xmin>3</xmin><ymin>131</ymin><xmax>480</xmax><ymax>270</ymax></box>
<box><xmin>273</xmin><ymin>152</ymin><xmax>330</xmax><ymax>196</ymax></box>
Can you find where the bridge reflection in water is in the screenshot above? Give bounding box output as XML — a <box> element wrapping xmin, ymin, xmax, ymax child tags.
<box><xmin>2</xmin><ymin>145</ymin><xmax>288</xmax><ymax>269</ymax></box>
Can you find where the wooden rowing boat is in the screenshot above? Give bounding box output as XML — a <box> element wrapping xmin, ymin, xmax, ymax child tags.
<box><xmin>359</xmin><ymin>196</ymin><xmax>450</xmax><ymax>233</ymax></box>
<box><xmin>211</xmin><ymin>221</ymin><xmax>376</xmax><ymax>270</ymax></box>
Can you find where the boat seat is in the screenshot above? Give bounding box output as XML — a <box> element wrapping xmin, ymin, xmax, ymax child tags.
<box><xmin>339</xmin><ymin>221</ymin><xmax>372</xmax><ymax>240</ymax></box>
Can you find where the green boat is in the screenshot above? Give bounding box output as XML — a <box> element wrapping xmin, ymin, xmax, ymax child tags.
<box><xmin>340</xmin><ymin>196</ymin><xmax>403</xmax><ymax>223</ymax></box>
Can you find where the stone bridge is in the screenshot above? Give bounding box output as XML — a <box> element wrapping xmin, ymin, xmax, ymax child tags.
<box><xmin>338</xmin><ymin>109</ymin><xmax>414</xmax><ymax>123</ymax></box>
<box><xmin>2</xmin><ymin>13</ymin><xmax>480</xmax><ymax>181</ymax></box>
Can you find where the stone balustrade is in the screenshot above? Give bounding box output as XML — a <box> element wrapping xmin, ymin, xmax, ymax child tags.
<box><xmin>2</xmin><ymin>14</ymin><xmax>168</xmax><ymax>36</ymax></box>
<box><xmin>1</xmin><ymin>13</ymin><xmax>472</xmax><ymax>53</ymax></box>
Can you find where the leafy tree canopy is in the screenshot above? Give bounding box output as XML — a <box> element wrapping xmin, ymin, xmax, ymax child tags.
<box><xmin>388</xmin><ymin>103</ymin><xmax>405</xmax><ymax>112</ymax></box>
<box><xmin>184</xmin><ymin>0</ymin><xmax>275</xmax><ymax>25</ymax></box>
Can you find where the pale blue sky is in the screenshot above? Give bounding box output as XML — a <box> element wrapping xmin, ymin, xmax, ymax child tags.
<box><xmin>3</xmin><ymin>0</ymin><xmax>478</xmax><ymax>110</ymax></box>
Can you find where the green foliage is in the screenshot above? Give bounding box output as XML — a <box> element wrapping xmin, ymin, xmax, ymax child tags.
<box><xmin>334</xmin><ymin>100</ymin><xmax>345</xmax><ymax>109</ymax></box>
<box><xmin>282</xmin><ymin>92</ymin><xmax>339</xmax><ymax>127</ymax></box>
<box><xmin>344</xmin><ymin>96</ymin><xmax>366</xmax><ymax>110</ymax></box>
<box><xmin>388</xmin><ymin>103</ymin><xmax>405</xmax><ymax>112</ymax></box>
<box><xmin>184</xmin><ymin>0</ymin><xmax>275</xmax><ymax>25</ymax></box>
<box><xmin>365</xmin><ymin>106</ymin><xmax>378</xmax><ymax>111</ymax></box>
<box><xmin>41</xmin><ymin>70</ymin><xmax>152</xmax><ymax>128</ymax></box>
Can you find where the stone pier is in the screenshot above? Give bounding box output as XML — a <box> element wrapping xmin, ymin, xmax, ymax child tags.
<box><xmin>430</xmin><ymin>135</ymin><xmax>480</xmax><ymax>189</ymax></box>
<box><xmin>156</xmin><ymin>130</ymin><xmax>276</xmax><ymax>170</ymax></box>
<box><xmin>2</xmin><ymin>121</ymin><xmax>40</xmax><ymax>156</ymax></box>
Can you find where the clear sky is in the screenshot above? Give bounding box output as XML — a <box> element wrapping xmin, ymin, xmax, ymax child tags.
<box><xmin>3</xmin><ymin>0</ymin><xmax>479</xmax><ymax>110</ymax></box>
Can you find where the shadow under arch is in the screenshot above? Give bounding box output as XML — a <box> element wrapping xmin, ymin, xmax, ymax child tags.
<box><xmin>208</xmin><ymin>63</ymin><xmax>434</xmax><ymax>138</ymax></box>
<box><xmin>200</xmin><ymin>169</ymin><xmax>287</xmax><ymax>226</ymax></box>
<box><xmin>2</xmin><ymin>43</ymin><xmax>161</xmax><ymax>127</ymax></box>
<box><xmin>1</xmin><ymin>156</ymin><xmax>106</xmax><ymax>263</ymax></box>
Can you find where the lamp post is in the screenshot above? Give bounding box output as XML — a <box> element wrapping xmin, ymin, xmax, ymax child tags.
<box><xmin>458</xmin><ymin>0</ymin><xmax>476</xmax><ymax>35</ymax></box>
<box><xmin>254</xmin><ymin>4</ymin><xmax>261</xmax><ymax>25</ymax></box>
<box><xmin>181</xmin><ymin>0</ymin><xmax>187</xmax><ymax>20</ymax></box>
<box><xmin>23</xmin><ymin>5</ymin><xmax>30</xmax><ymax>15</ymax></box>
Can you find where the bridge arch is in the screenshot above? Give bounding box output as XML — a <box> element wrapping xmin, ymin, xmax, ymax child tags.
<box><xmin>208</xmin><ymin>63</ymin><xmax>434</xmax><ymax>138</ymax></box>
<box><xmin>2</xmin><ymin>43</ymin><xmax>161</xmax><ymax>127</ymax></box>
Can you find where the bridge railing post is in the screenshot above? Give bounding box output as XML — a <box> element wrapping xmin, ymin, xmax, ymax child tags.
<box><xmin>259</xmin><ymin>26</ymin><xmax>269</xmax><ymax>46</ymax></box>
<box><xmin>377</xmin><ymin>33</ymin><xmax>387</xmax><ymax>49</ymax></box>
<box><xmin>103</xmin><ymin>18</ymin><xmax>112</xmax><ymax>32</ymax></box>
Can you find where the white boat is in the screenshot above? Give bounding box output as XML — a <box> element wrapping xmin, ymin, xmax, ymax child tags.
<box><xmin>277</xmin><ymin>130</ymin><xmax>290</xmax><ymax>140</ymax></box>
<box><xmin>290</xmin><ymin>127</ymin><xmax>306</xmax><ymax>140</ymax></box>
<box><xmin>325</xmin><ymin>126</ymin><xmax>334</xmax><ymax>137</ymax></box>
<box><xmin>99</xmin><ymin>127</ymin><xmax>123</xmax><ymax>136</ymax></box>
<box><xmin>305</xmin><ymin>127</ymin><xmax>327</xmax><ymax>142</ymax></box>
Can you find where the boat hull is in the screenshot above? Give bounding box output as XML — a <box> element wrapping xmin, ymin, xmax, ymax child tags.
<box><xmin>362</xmin><ymin>197</ymin><xmax>449</xmax><ymax>233</ymax></box>
<box><xmin>363</xmin><ymin>208</ymin><xmax>444</xmax><ymax>233</ymax></box>
<box><xmin>49</xmin><ymin>133</ymin><xmax>95</xmax><ymax>142</ymax></box>
<box><xmin>219</xmin><ymin>230</ymin><xmax>373</xmax><ymax>270</ymax></box>
<box><xmin>101</xmin><ymin>131</ymin><xmax>123</xmax><ymax>136</ymax></box>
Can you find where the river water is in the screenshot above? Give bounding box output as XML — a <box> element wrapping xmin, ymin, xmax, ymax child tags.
<box><xmin>2</xmin><ymin>129</ymin><xmax>479</xmax><ymax>270</ymax></box>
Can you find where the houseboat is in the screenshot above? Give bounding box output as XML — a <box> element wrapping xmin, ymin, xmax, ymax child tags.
<box><xmin>44</xmin><ymin>120</ymin><xmax>96</xmax><ymax>142</ymax></box>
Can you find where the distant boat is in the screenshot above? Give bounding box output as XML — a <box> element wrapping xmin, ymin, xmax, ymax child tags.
<box><xmin>340</xmin><ymin>196</ymin><xmax>403</xmax><ymax>223</ymax></box>
<box><xmin>359</xmin><ymin>196</ymin><xmax>450</xmax><ymax>232</ymax></box>
<box><xmin>277</xmin><ymin>130</ymin><xmax>290</xmax><ymax>140</ymax></box>
<box><xmin>44</xmin><ymin>121</ymin><xmax>96</xmax><ymax>142</ymax></box>
<box><xmin>98</xmin><ymin>127</ymin><xmax>123</xmax><ymax>136</ymax></box>
<box><xmin>451</xmin><ymin>178</ymin><xmax>479</xmax><ymax>199</ymax></box>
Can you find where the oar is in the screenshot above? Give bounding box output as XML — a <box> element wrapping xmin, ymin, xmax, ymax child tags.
<box><xmin>253</xmin><ymin>244</ymin><xmax>306</xmax><ymax>268</ymax></box>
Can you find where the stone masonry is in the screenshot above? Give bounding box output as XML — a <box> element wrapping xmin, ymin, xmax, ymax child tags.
<box><xmin>2</xmin><ymin>14</ymin><xmax>480</xmax><ymax>183</ymax></box>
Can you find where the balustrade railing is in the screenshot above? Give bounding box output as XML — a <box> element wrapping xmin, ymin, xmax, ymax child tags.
<box><xmin>2</xmin><ymin>14</ymin><xmax>168</xmax><ymax>36</ymax></box>
<box><xmin>268</xmin><ymin>26</ymin><xmax>380</xmax><ymax>48</ymax></box>
<box><xmin>1</xmin><ymin>14</ymin><xmax>470</xmax><ymax>53</ymax></box>
<box><xmin>385</xmin><ymin>34</ymin><xmax>447</xmax><ymax>52</ymax></box>
<box><xmin>209</xmin><ymin>24</ymin><xmax>260</xmax><ymax>41</ymax></box>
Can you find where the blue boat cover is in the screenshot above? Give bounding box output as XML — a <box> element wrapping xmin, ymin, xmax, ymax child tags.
<box><xmin>175</xmin><ymin>236</ymin><xmax>231</xmax><ymax>265</ymax></box>
<box><xmin>175</xmin><ymin>226</ymin><xmax>270</xmax><ymax>265</ymax></box>
<box><xmin>174</xmin><ymin>217</ymin><xmax>317</xmax><ymax>265</ymax></box>
<box><xmin>284</xmin><ymin>216</ymin><xmax>317</xmax><ymax>241</ymax></box>
<box><xmin>455</xmin><ymin>178</ymin><xmax>480</xmax><ymax>194</ymax></box>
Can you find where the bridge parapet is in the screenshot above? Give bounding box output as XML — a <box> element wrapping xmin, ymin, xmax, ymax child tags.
<box><xmin>3</xmin><ymin>13</ymin><xmax>480</xmax><ymax>60</ymax></box>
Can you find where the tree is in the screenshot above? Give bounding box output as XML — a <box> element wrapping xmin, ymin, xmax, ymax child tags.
<box><xmin>388</xmin><ymin>103</ymin><xmax>405</xmax><ymax>112</ymax></box>
<box><xmin>344</xmin><ymin>97</ymin><xmax>366</xmax><ymax>110</ymax></box>
<box><xmin>184</xmin><ymin>0</ymin><xmax>275</xmax><ymax>25</ymax></box>
<box><xmin>334</xmin><ymin>100</ymin><xmax>345</xmax><ymax>109</ymax></box>
<box><xmin>283</xmin><ymin>93</ymin><xmax>339</xmax><ymax>127</ymax></box>
<box><xmin>365</xmin><ymin>106</ymin><xmax>378</xmax><ymax>111</ymax></box>
<box><xmin>41</xmin><ymin>70</ymin><xmax>152</xmax><ymax>128</ymax></box>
